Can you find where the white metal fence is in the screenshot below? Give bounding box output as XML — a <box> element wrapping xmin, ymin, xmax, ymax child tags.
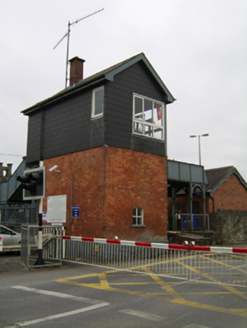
<box><xmin>21</xmin><ymin>225</ymin><xmax>64</xmax><ymax>268</ymax></box>
<box><xmin>62</xmin><ymin>236</ymin><xmax>247</xmax><ymax>287</ymax></box>
<box><xmin>20</xmin><ymin>228</ymin><xmax>247</xmax><ymax>287</ymax></box>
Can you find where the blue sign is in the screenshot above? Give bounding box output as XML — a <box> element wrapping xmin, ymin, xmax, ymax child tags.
<box><xmin>72</xmin><ymin>205</ymin><xmax>80</xmax><ymax>218</ymax></box>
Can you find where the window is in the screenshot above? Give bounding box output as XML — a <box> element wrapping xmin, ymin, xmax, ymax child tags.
<box><xmin>0</xmin><ymin>226</ymin><xmax>11</xmax><ymax>235</ymax></box>
<box><xmin>132</xmin><ymin>207</ymin><xmax>144</xmax><ymax>226</ymax></box>
<box><xmin>92</xmin><ymin>86</ymin><xmax>104</xmax><ymax>118</ymax></box>
<box><xmin>192</xmin><ymin>202</ymin><xmax>199</xmax><ymax>214</ymax></box>
<box><xmin>133</xmin><ymin>94</ymin><xmax>164</xmax><ymax>140</ymax></box>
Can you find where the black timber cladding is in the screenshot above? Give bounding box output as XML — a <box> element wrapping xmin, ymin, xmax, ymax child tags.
<box><xmin>105</xmin><ymin>61</ymin><xmax>167</xmax><ymax>156</ymax></box>
<box><xmin>24</xmin><ymin>53</ymin><xmax>174</xmax><ymax>164</ymax></box>
<box><xmin>42</xmin><ymin>88</ymin><xmax>104</xmax><ymax>159</ymax></box>
<box><xmin>26</xmin><ymin>111</ymin><xmax>42</xmax><ymax>163</ymax></box>
<box><xmin>26</xmin><ymin>86</ymin><xmax>104</xmax><ymax>163</ymax></box>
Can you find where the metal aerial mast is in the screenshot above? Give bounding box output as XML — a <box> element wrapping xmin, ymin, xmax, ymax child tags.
<box><xmin>53</xmin><ymin>8</ymin><xmax>104</xmax><ymax>88</ymax></box>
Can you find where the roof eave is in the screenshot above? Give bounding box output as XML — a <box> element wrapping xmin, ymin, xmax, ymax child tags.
<box><xmin>207</xmin><ymin>167</ymin><xmax>247</xmax><ymax>195</ymax></box>
<box><xmin>22</xmin><ymin>53</ymin><xmax>176</xmax><ymax>115</ymax></box>
<box><xmin>22</xmin><ymin>76</ymin><xmax>107</xmax><ymax>115</ymax></box>
<box><xmin>105</xmin><ymin>53</ymin><xmax>176</xmax><ymax>104</ymax></box>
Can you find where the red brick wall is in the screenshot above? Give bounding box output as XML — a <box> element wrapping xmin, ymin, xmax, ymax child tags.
<box><xmin>208</xmin><ymin>174</ymin><xmax>247</xmax><ymax>212</ymax></box>
<box><xmin>43</xmin><ymin>147</ymin><xmax>106</xmax><ymax>237</ymax></box>
<box><xmin>69</xmin><ymin>57</ymin><xmax>85</xmax><ymax>86</ymax></box>
<box><xmin>43</xmin><ymin>146</ymin><xmax>168</xmax><ymax>240</ymax></box>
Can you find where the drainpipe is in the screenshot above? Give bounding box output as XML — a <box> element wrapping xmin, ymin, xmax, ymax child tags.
<box><xmin>172</xmin><ymin>186</ymin><xmax>176</xmax><ymax>230</ymax></box>
<box><xmin>189</xmin><ymin>183</ymin><xmax>193</xmax><ymax>232</ymax></box>
<box><xmin>209</xmin><ymin>194</ymin><xmax>215</xmax><ymax>213</ymax></box>
<box><xmin>71</xmin><ymin>173</ymin><xmax>74</xmax><ymax>224</ymax></box>
<box><xmin>202</xmin><ymin>185</ymin><xmax>206</xmax><ymax>230</ymax></box>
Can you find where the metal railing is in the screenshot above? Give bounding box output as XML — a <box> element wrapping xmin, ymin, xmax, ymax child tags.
<box><xmin>21</xmin><ymin>225</ymin><xmax>64</xmax><ymax>268</ymax></box>
<box><xmin>62</xmin><ymin>236</ymin><xmax>247</xmax><ymax>287</ymax></box>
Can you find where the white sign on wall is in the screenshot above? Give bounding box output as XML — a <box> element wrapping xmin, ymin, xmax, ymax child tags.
<box><xmin>46</xmin><ymin>195</ymin><xmax>67</xmax><ymax>223</ymax></box>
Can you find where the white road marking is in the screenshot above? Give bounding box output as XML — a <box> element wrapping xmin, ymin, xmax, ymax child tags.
<box><xmin>119</xmin><ymin>309</ymin><xmax>164</xmax><ymax>321</ymax></box>
<box><xmin>12</xmin><ymin>285</ymin><xmax>102</xmax><ymax>304</ymax></box>
<box><xmin>5</xmin><ymin>303</ymin><xmax>109</xmax><ymax>327</ymax></box>
<box><xmin>183</xmin><ymin>324</ymin><xmax>210</xmax><ymax>328</ymax></box>
<box><xmin>9</xmin><ymin>286</ymin><xmax>109</xmax><ymax>327</ymax></box>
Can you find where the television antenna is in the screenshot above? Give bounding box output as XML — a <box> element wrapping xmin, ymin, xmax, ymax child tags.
<box><xmin>53</xmin><ymin>8</ymin><xmax>104</xmax><ymax>88</ymax></box>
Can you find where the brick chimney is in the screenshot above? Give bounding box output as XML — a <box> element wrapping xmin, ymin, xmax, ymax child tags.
<box><xmin>69</xmin><ymin>57</ymin><xmax>85</xmax><ymax>86</ymax></box>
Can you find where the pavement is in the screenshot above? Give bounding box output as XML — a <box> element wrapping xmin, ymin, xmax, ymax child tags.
<box><xmin>0</xmin><ymin>252</ymin><xmax>80</xmax><ymax>275</ymax></box>
<box><xmin>0</xmin><ymin>253</ymin><xmax>25</xmax><ymax>274</ymax></box>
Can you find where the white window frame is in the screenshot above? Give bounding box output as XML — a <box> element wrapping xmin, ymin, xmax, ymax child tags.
<box><xmin>92</xmin><ymin>86</ymin><xmax>104</xmax><ymax>118</ymax></box>
<box><xmin>132</xmin><ymin>93</ymin><xmax>164</xmax><ymax>140</ymax></box>
<box><xmin>132</xmin><ymin>207</ymin><xmax>144</xmax><ymax>226</ymax></box>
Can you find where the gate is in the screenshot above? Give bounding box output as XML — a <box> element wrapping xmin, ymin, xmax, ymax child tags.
<box><xmin>62</xmin><ymin>236</ymin><xmax>247</xmax><ymax>287</ymax></box>
<box><xmin>21</xmin><ymin>225</ymin><xmax>64</xmax><ymax>268</ymax></box>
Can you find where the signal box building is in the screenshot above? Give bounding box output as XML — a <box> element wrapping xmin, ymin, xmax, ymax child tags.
<box><xmin>21</xmin><ymin>53</ymin><xmax>207</xmax><ymax>240</ymax></box>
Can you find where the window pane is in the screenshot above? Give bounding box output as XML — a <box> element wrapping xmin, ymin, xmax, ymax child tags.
<box><xmin>94</xmin><ymin>88</ymin><xmax>103</xmax><ymax>115</ymax></box>
<box><xmin>1</xmin><ymin>227</ymin><xmax>11</xmax><ymax>235</ymax></box>
<box><xmin>154</xmin><ymin>103</ymin><xmax>163</xmax><ymax>126</ymax></box>
<box><xmin>193</xmin><ymin>202</ymin><xmax>199</xmax><ymax>214</ymax></box>
<box><xmin>144</xmin><ymin>99</ymin><xmax>153</xmax><ymax>123</ymax></box>
<box><xmin>134</xmin><ymin>122</ymin><xmax>143</xmax><ymax>134</ymax></box>
<box><xmin>144</xmin><ymin>124</ymin><xmax>153</xmax><ymax>137</ymax></box>
<box><xmin>137</xmin><ymin>207</ymin><xmax>142</xmax><ymax>216</ymax></box>
<box><xmin>135</xmin><ymin>97</ymin><xmax>143</xmax><ymax>119</ymax></box>
<box><xmin>153</xmin><ymin>127</ymin><xmax>163</xmax><ymax>139</ymax></box>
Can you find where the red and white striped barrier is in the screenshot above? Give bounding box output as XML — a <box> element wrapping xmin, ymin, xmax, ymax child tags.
<box><xmin>62</xmin><ymin>235</ymin><xmax>247</xmax><ymax>254</ymax></box>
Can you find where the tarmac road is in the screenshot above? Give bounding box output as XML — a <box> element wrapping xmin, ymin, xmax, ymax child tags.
<box><xmin>1</xmin><ymin>252</ymin><xmax>247</xmax><ymax>328</ymax></box>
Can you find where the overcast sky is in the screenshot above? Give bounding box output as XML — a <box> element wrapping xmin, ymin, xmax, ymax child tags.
<box><xmin>1</xmin><ymin>0</ymin><xmax>246</xmax><ymax>181</ymax></box>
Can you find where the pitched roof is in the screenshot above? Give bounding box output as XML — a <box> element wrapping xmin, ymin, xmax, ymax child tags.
<box><xmin>205</xmin><ymin>166</ymin><xmax>247</xmax><ymax>195</ymax></box>
<box><xmin>22</xmin><ymin>53</ymin><xmax>175</xmax><ymax>115</ymax></box>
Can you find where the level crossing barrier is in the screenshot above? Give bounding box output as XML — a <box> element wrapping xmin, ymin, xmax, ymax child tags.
<box><xmin>61</xmin><ymin>235</ymin><xmax>247</xmax><ymax>287</ymax></box>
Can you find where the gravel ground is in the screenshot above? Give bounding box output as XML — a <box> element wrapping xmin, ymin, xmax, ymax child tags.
<box><xmin>0</xmin><ymin>252</ymin><xmax>80</xmax><ymax>275</ymax></box>
<box><xmin>0</xmin><ymin>253</ymin><xmax>27</xmax><ymax>275</ymax></box>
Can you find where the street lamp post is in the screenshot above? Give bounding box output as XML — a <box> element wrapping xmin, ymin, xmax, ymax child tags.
<box><xmin>190</xmin><ymin>133</ymin><xmax>209</xmax><ymax>165</ymax></box>
<box><xmin>189</xmin><ymin>133</ymin><xmax>209</xmax><ymax>231</ymax></box>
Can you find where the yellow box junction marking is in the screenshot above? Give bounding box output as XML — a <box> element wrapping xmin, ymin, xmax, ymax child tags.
<box><xmin>56</xmin><ymin>254</ymin><xmax>247</xmax><ymax>318</ymax></box>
